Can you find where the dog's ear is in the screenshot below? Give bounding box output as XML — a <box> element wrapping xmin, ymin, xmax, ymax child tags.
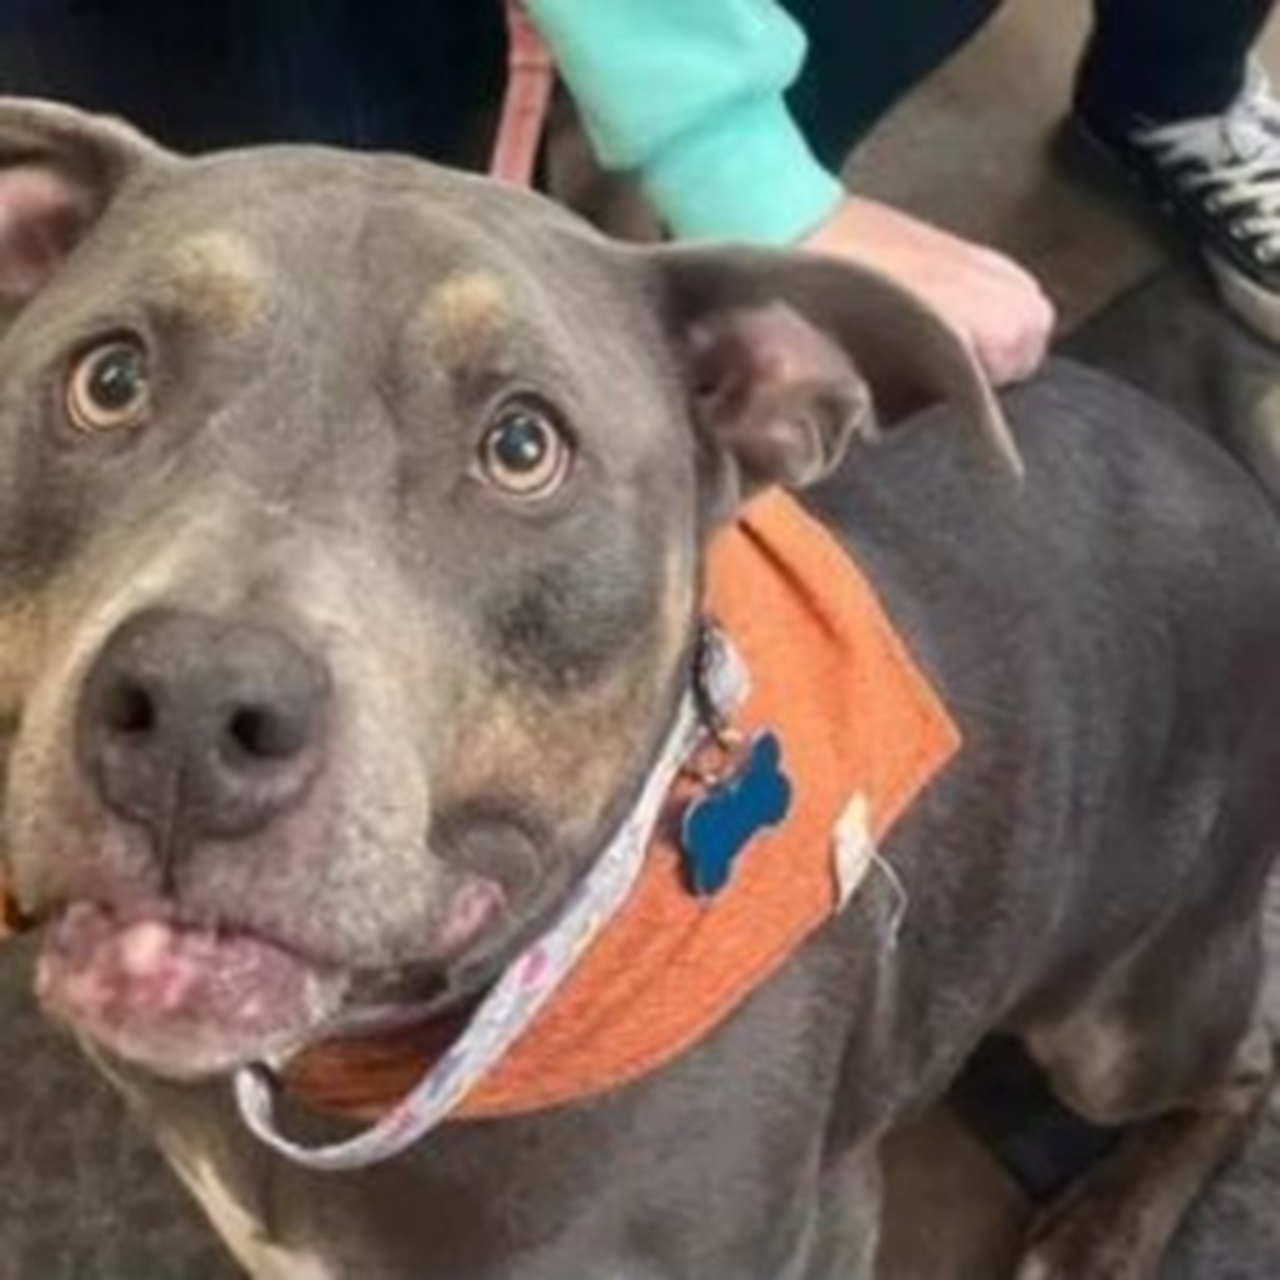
<box><xmin>639</xmin><ymin>242</ymin><xmax>1021</xmax><ymax>517</ymax></box>
<box><xmin>0</xmin><ymin>98</ymin><xmax>172</xmax><ymax>306</ymax></box>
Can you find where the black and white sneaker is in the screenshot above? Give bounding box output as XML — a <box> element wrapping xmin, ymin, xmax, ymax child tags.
<box><xmin>1076</xmin><ymin>64</ymin><xmax>1280</xmax><ymax>345</ymax></box>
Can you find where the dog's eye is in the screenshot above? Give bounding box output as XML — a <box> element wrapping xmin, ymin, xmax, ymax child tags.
<box><xmin>66</xmin><ymin>336</ymin><xmax>151</xmax><ymax>434</ymax></box>
<box><xmin>478</xmin><ymin>400</ymin><xmax>573</xmax><ymax>498</ymax></box>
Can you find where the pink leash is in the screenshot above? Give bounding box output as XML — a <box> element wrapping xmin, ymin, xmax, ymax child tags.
<box><xmin>489</xmin><ymin>1</ymin><xmax>555</xmax><ymax>186</ymax></box>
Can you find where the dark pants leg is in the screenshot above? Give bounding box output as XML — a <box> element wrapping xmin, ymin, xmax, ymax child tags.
<box><xmin>1079</xmin><ymin>0</ymin><xmax>1276</xmax><ymax>121</ymax></box>
<box><xmin>0</xmin><ymin>1</ymin><xmax>504</xmax><ymax>163</ymax></box>
<box><xmin>784</xmin><ymin>0</ymin><xmax>1004</xmax><ymax>167</ymax></box>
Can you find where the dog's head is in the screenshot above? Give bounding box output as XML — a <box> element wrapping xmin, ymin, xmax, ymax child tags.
<box><xmin>0</xmin><ymin>100</ymin><xmax>1007</xmax><ymax>1080</ymax></box>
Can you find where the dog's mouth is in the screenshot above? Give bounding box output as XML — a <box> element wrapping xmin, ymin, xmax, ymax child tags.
<box><xmin>36</xmin><ymin>902</ymin><xmax>352</xmax><ymax>1078</ymax></box>
<box><xmin>34</xmin><ymin>878</ymin><xmax>511</xmax><ymax>1081</ymax></box>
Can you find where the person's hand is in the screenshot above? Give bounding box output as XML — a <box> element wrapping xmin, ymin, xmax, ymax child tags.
<box><xmin>800</xmin><ymin>195</ymin><xmax>1056</xmax><ymax>386</ymax></box>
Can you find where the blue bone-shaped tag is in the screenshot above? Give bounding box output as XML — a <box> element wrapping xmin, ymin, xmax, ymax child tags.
<box><xmin>680</xmin><ymin>731</ymin><xmax>792</xmax><ymax>897</ymax></box>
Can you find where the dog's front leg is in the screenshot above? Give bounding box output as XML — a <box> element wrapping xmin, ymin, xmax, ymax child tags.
<box><xmin>1016</xmin><ymin>1025</ymin><xmax>1275</xmax><ymax>1280</ymax></box>
<box><xmin>842</xmin><ymin>1148</ymin><xmax>885</xmax><ymax>1280</ymax></box>
<box><xmin>785</xmin><ymin>1143</ymin><xmax>884</xmax><ymax>1280</ymax></box>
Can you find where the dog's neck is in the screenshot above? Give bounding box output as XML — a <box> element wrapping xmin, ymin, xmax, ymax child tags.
<box><xmin>231</xmin><ymin>627</ymin><xmax>747</xmax><ymax>1172</ymax></box>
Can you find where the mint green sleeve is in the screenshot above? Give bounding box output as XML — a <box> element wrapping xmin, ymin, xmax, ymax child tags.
<box><xmin>521</xmin><ymin>0</ymin><xmax>844</xmax><ymax>245</ymax></box>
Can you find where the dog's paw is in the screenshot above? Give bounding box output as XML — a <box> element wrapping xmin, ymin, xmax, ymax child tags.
<box><xmin>1015</xmin><ymin>1203</ymin><xmax>1159</xmax><ymax>1280</ymax></box>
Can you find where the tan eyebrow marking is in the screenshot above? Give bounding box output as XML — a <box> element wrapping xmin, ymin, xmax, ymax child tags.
<box><xmin>418</xmin><ymin>271</ymin><xmax>512</xmax><ymax>368</ymax></box>
<box><xmin>161</xmin><ymin>232</ymin><xmax>272</xmax><ymax>336</ymax></box>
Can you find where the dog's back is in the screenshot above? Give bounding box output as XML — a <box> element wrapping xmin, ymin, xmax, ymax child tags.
<box><xmin>810</xmin><ymin>356</ymin><xmax>1280</xmax><ymax>1027</ymax></box>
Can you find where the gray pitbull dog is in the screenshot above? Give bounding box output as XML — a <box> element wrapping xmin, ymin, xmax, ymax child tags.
<box><xmin>2</xmin><ymin>98</ymin><xmax>1280</xmax><ymax>1280</ymax></box>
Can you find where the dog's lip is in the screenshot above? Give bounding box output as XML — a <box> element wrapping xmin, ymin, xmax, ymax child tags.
<box><xmin>36</xmin><ymin>900</ymin><xmax>350</xmax><ymax>1079</ymax></box>
<box><xmin>31</xmin><ymin>875</ymin><xmax>512</xmax><ymax>1077</ymax></box>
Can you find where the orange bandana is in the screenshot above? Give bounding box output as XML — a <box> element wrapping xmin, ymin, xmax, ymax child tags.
<box><xmin>284</xmin><ymin>489</ymin><xmax>961</xmax><ymax>1120</ymax></box>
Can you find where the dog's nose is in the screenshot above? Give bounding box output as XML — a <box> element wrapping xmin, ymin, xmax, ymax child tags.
<box><xmin>78</xmin><ymin>610</ymin><xmax>330</xmax><ymax>847</ymax></box>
